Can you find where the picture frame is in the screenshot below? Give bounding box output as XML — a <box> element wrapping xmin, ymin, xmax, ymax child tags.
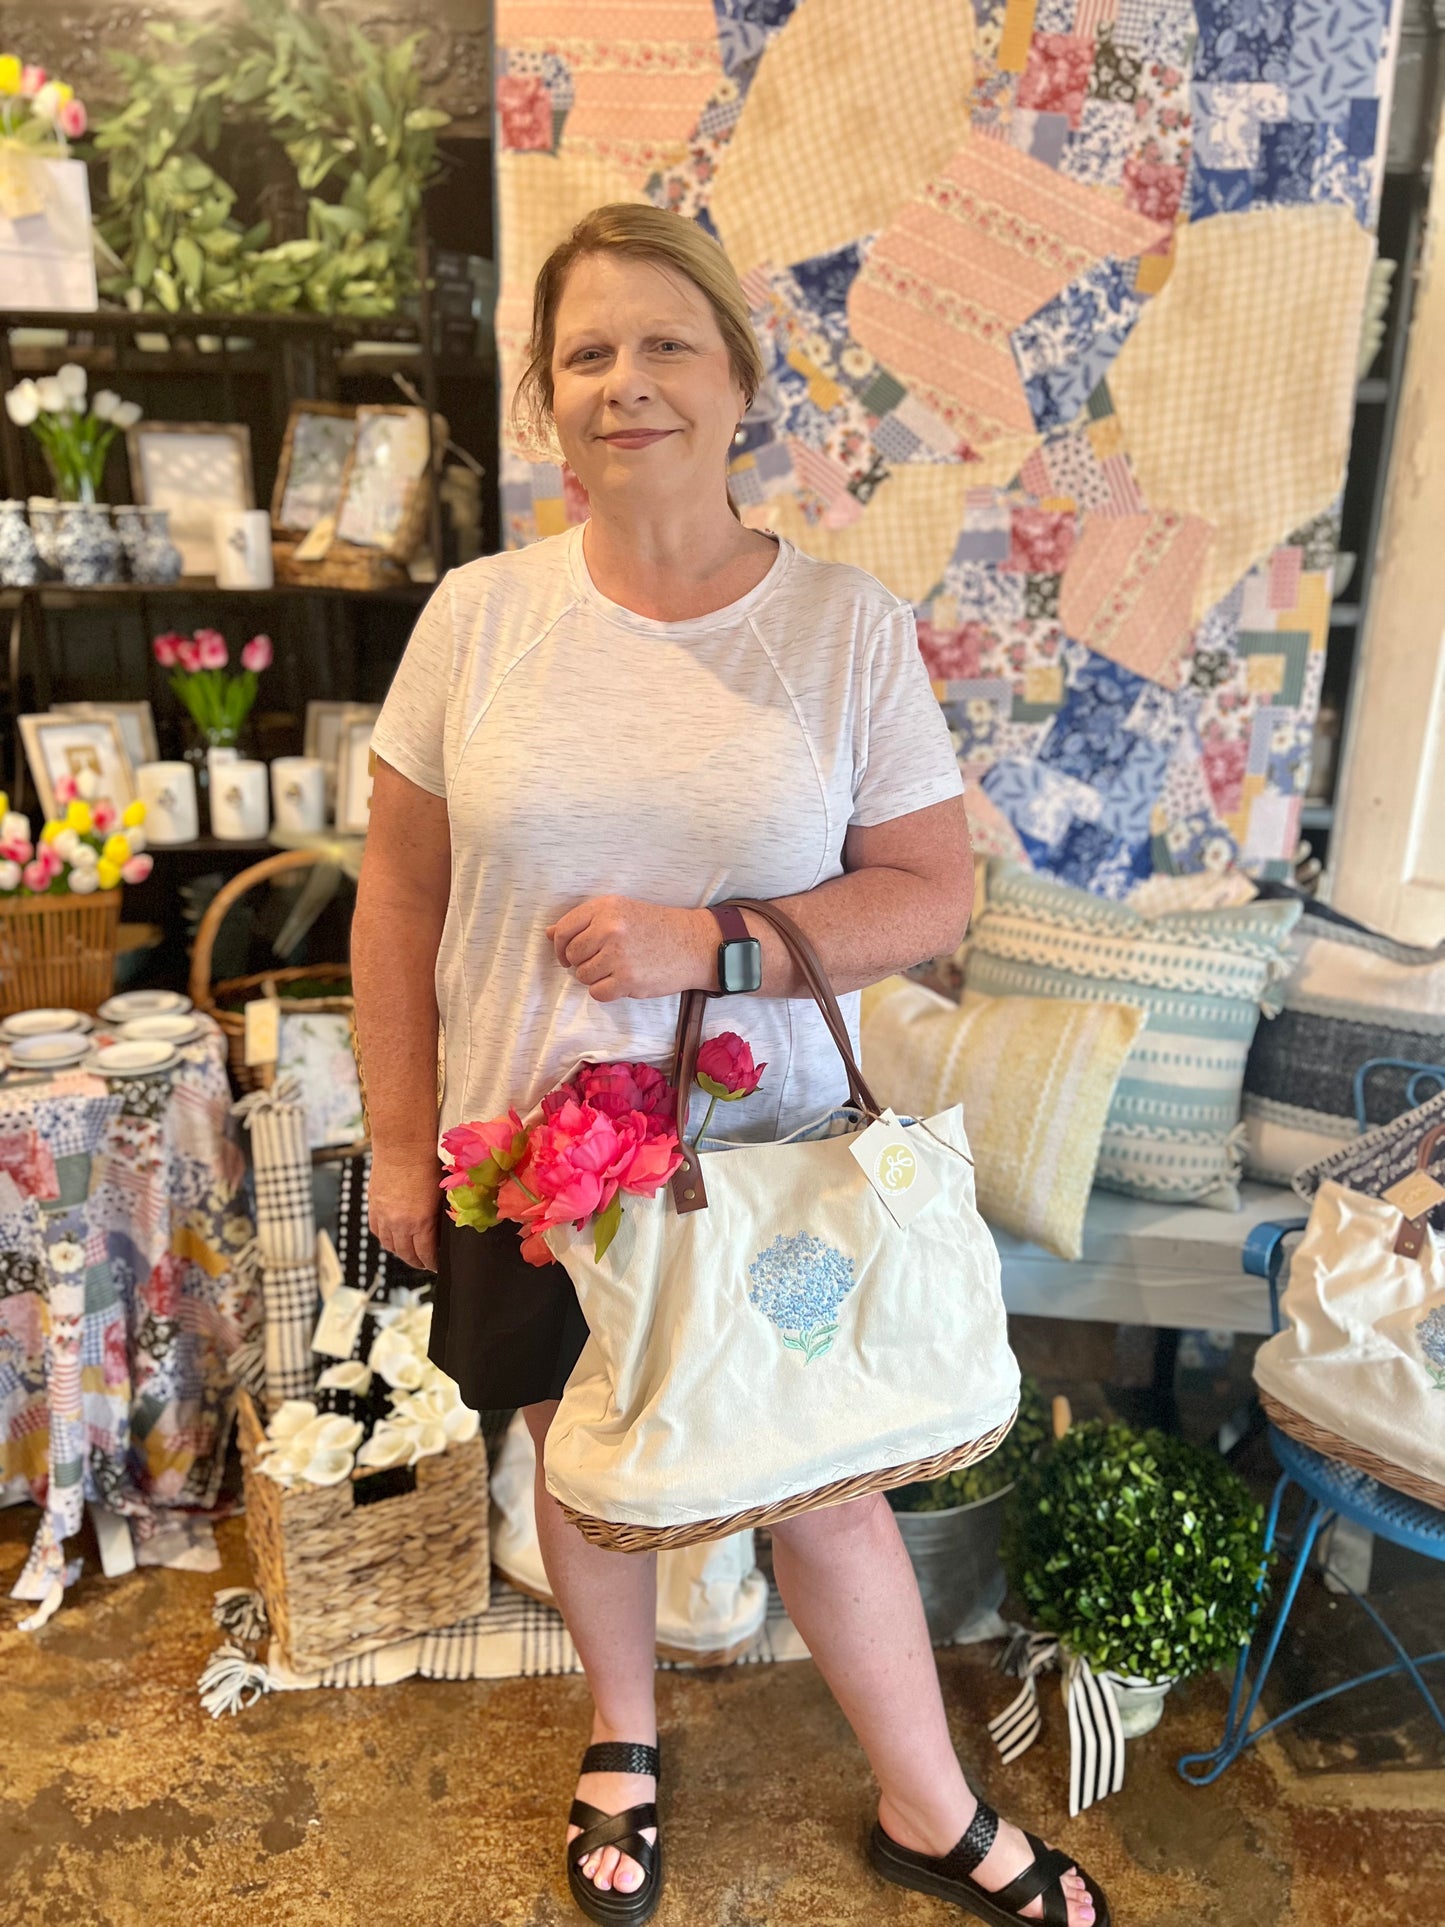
<box><xmin>304</xmin><ymin>699</ymin><xmax>375</xmax><ymax>815</ymax></box>
<box><xmin>51</xmin><ymin>700</ymin><xmax>159</xmax><ymax>772</ymax></box>
<box><xmin>271</xmin><ymin>401</ymin><xmax>359</xmax><ymax>535</ymax></box>
<box><xmin>20</xmin><ymin>712</ymin><xmax>137</xmax><ymax>822</ymax></box>
<box><xmin>126</xmin><ymin>420</ymin><xmax>255</xmax><ymax>578</ymax></box>
<box><xmin>333</xmin><ymin>404</ymin><xmax>438</xmax><ymax>561</ymax></box>
<box><xmin>333</xmin><ymin>706</ymin><xmax>380</xmax><ymax>836</ymax></box>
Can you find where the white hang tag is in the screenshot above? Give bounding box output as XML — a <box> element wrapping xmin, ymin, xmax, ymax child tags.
<box><xmin>243</xmin><ymin>997</ymin><xmax>279</xmax><ymax>1068</ymax></box>
<box><xmin>848</xmin><ymin>1108</ymin><xmax>940</xmax><ymax>1227</ymax></box>
<box><xmin>315</xmin><ymin>1228</ymin><xmax>343</xmax><ymax>1302</ymax></box>
<box><xmin>1383</xmin><ymin>1170</ymin><xmax>1445</xmax><ymax>1219</ymax></box>
<box><xmin>312</xmin><ymin>1283</ymin><xmax>369</xmax><ymax>1359</ymax></box>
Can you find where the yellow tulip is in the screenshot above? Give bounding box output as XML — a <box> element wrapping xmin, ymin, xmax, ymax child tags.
<box><xmin>0</xmin><ymin>791</ymin><xmax>8</xmax><ymax>819</ymax></box>
<box><xmin>96</xmin><ymin>859</ymin><xmax>120</xmax><ymax>891</ymax></box>
<box><xmin>40</xmin><ymin>819</ymin><xmax>62</xmax><ymax>844</ymax></box>
<box><xmin>102</xmin><ymin>833</ymin><xmax>131</xmax><ymax>864</ymax></box>
<box><xmin>51</xmin><ymin>81</ymin><xmax>72</xmax><ymax>106</ymax></box>
<box><xmin>122</xmin><ymin>800</ymin><xmax>147</xmax><ymax>828</ymax></box>
<box><xmin>65</xmin><ymin>799</ymin><xmax>92</xmax><ymax>834</ymax></box>
<box><xmin>0</xmin><ymin>57</ymin><xmax>22</xmax><ymax>96</ymax></box>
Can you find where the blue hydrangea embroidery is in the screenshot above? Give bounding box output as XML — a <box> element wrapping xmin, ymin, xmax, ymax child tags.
<box><xmin>747</xmin><ymin>1231</ymin><xmax>856</xmax><ymax>1363</ymax></box>
<box><xmin>1417</xmin><ymin>1304</ymin><xmax>1445</xmax><ymax>1390</ymax></box>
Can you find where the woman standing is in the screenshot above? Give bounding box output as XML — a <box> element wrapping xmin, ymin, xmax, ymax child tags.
<box><xmin>353</xmin><ymin>205</ymin><xmax>1107</xmax><ymax>1927</ymax></box>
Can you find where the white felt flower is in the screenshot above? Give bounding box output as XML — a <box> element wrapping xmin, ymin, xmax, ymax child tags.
<box><xmin>355</xmin><ymin>1422</ymin><xmax>413</xmax><ymax>1470</ymax></box>
<box><xmin>315</xmin><ymin>1359</ymin><xmax>373</xmax><ymax>1395</ymax></box>
<box><xmin>368</xmin><ymin>1322</ymin><xmax>426</xmax><ymax>1390</ymax></box>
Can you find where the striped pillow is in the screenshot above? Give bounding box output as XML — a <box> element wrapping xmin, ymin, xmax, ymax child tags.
<box><xmin>963</xmin><ymin>863</ymin><xmax>1302</xmax><ymax>1209</ymax></box>
<box><xmin>860</xmin><ymin>976</ymin><xmax>1145</xmax><ymax>1260</ymax></box>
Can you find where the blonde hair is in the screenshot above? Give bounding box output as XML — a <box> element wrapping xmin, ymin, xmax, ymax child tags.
<box><xmin>511</xmin><ymin>204</ymin><xmax>764</xmax><ymax>515</ymax></box>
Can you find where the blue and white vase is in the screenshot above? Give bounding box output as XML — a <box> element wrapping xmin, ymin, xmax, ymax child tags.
<box><xmin>115</xmin><ymin>505</ymin><xmax>183</xmax><ymax>584</ymax></box>
<box><xmin>56</xmin><ymin>503</ymin><xmax>122</xmax><ymax>587</ymax></box>
<box><xmin>0</xmin><ymin>500</ymin><xmax>40</xmax><ymax>586</ymax></box>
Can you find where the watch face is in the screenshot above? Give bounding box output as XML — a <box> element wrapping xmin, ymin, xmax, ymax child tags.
<box><xmin>720</xmin><ymin>938</ymin><xmax>763</xmax><ymax>995</ymax></box>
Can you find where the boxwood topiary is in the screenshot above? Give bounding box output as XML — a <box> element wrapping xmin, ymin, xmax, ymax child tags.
<box><xmin>889</xmin><ymin>1374</ymin><xmax>1051</xmax><ymax>1512</ymax></box>
<box><xmin>1002</xmin><ymin>1419</ymin><xmax>1269</xmax><ymax>1683</ymax></box>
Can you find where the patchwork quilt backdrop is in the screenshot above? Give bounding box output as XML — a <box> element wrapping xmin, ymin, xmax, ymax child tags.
<box><xmin>494</xmin><ymin>0</ymin><xmax>1395</xmax><ymax>893</ymax></box>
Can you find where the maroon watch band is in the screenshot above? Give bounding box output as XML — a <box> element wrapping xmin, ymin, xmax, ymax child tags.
<box><xmin>710</xmin><ymin>905</ymin><xmax>752</xmax><ymax>946</ymax></box>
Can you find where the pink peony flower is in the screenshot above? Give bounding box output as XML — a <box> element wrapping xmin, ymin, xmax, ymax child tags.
<box><xmin>696</xmin><ymin>1032</ymin><xmax>766</xmax><ymax>1099</ymax></box>
<box><xmin>53</xmin><ymin>774</ymin><xmax>78</xmax><ymax>806</ymax></box>
<box><xmin>572</xmin><ymin>1061</ymin><xmax>676</xmax><ymax>1128</ymax></box>
<box><xmin>440</xmin><ymin>1109</ymin><xmax>527</xmax><ymax>1188</ymax></box>
<box><xmin>120</xmin><ymin>854</ymin><xmax>153</xmax><ymax>884</ymax></box>
<box><xmin>152</xmin><ymin>631</ymin><xmax>183</xmax><ymax>668</ymax></box>
<box><xmin>240</xmin><ymin>633</ymin><xmax>273</xmax><ymax>672</ymax></box>
<box><xmin>499</xmin><ymin>1098</ymin><xmax>683</xmax><ymax>1264</ymax></box>
<box><xmin>176</xmin><ymin>639</ymin><xmax>201</xmax><ymax>673</ymax></box>
<box><xmin>197</xmin><ymin>631</ymin><xmax>228</xmax><ymax>670</ymax></box>
<box><xmin>57</xmin><ymin>98</ymin><xmax>87</xmax><ymax>140</ymax></box>
<box><xmin>91</xmin><ymin>801</ymin><xmax>117</xmax><ymax>836</ymax></box>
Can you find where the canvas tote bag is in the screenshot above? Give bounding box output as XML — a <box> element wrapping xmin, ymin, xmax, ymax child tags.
<box><xmin>1253</xmin><ymin>1119</ymin><xmax>1445</xmax><ymax>1507</ymax></box>
<box><xmin>542</xmin><ymin>899</ymin><xmax>1021</xmax><ymax>1551</ymax></box>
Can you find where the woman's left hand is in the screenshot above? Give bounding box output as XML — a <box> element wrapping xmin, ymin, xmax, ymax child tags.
<box><xmin>546</xmin><ymin>895</ymin><xmax>712</xmax><ymax>1001</ymax></box>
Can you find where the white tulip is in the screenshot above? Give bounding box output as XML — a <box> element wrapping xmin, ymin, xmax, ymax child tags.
<box><xmin>70</xmin><ymin>841</ymin><xmax>97</xmax><ymax>867</ymax></box>
<box><xmin>356</xmin><ymin>1423</ymin><xmax>413</xmax><ymax>1470</ymax></box>
<box><xmin>4</xmin><ymin>381</ymin><xmax>40</xmax><ymax>427</ymax></box>
<box><xmin>125</xmin><ymin>827</ymin><xmax>145</xmax><ymax>854</ymax></box>
<box><xmin>316</xmin><ymin>1359</ymin><xmax>372</xmax><ymax>1395</ymax></box>
<box><xmin>91</xmin><ymin>389</ymin><xmax>120</xmax><ymax>422</ymax></box>
<box><xmin>116</xmin><ymin>401</ymin><xmax>142</xmax><ymax>428</ymax></box>
<box><xmin>56</xmin><ymin>362</ymin><xmax>87</xmax><ymax>403</ymax></box>
<box><xmin>32</xmin><ymin>81</ymin><xmax>64</xmax><ymax>123</ymax></box>
<box><xmin>2</xmin><ymin>812</ymin><xmax>30</xmax><ymax>842</ymax></box>
<box><xmin>66</xmin><ymin>868</ymin><xmax>99</xmax><ymax>894</ymax></box>
<box><xmin>75</xmin><ymin>768</ymin><xmax>99</xmax><ymax>800</ymax></box>
<box><xmin>52</xmin><ymin>827</ymin><xmax>80</xmax><ymax>861</ymax></box>
<box><xmin>34</xmin><ymin>377</ymin><xmax>65</xmax><ymax>415</ymax></box>
<box><xmin>0</xmin><ymin>861</ymin><xmax>20</xmax><ymax>892</ymax></box>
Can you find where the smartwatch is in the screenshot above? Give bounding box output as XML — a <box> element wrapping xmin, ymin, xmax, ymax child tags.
<box><xmin>711</xmin><ymin>904</ymin><xmax>763</xmax><ymax>995</ymax></box>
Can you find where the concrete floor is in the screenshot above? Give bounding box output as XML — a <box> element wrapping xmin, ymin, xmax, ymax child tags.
<box><xmin>3</xmin><ymin>1497</ymin><xmax>1443</xmax><ymax>1927</ymax></box>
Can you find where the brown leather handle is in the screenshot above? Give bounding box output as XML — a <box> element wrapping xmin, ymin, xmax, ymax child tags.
<box><xmin>669</xmin><ymin>899</ymin><xmax>882</xmax><ymax>1214</ymax></box>
<box><xmin>1416</xmin><ymin>1120</ymin><xmax>1445</xmax><ymax>1173</ymax></box>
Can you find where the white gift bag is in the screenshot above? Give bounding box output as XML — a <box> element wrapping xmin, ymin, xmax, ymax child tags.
<box><xmin>543</xmin><ymin>900</ymin><xmax>1020</xmax><ymax>1551</ymax></box>
<box><xmin>1253</xmin><ymin>1121</ymin><xmax>1445</xmax><ymax>1504</ymax></box>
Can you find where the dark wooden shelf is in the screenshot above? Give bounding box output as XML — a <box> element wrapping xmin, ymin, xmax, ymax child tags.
<box><xmin>1</xmin><ymin>579</ymin><xmax>433</xmax><ymax>609</ymax></box>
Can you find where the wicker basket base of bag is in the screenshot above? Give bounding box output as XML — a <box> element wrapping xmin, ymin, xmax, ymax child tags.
<box><xmin>0</xmin><ymin>888</ymin><xmax>120</xmax><ymax>1019</ymax></box>
<box><xmin>1259</xmin><ymin>1390</ymin><xmax>1445</xmax><ymax>1511</ymax></box>
<box><xmin>237</xmin><ymin>1389</ymin><xmax>490</xmax><ymax>1673</ymax></box>
<box><xmin>555</xmin><ymin>1411</ymin><xmax>1018</xmax><ymax>1554</ymax></box>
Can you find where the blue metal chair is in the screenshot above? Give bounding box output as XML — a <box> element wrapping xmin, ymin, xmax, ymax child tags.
<box><xmin>1178</xmin><ymin>1059</ymin><xmax>1445</xmax><ymax>1785</ymax></box>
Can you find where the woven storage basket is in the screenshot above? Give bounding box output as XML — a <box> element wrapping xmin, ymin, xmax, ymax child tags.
<box><xmin>1259</xmin><ymin>1390</ymin><xmax>1445</xmax><ymax>1512</ymax></box>
<box><xmin>189</xmin><ymin>848</ymin><xmax>357</xmax><ymax>1097</ymax></box>
<box><xmin>0</xmin><ymin>888</ymin><xmax>120</xmax><ymax>1018</ymax></box>
<box><xmin>236</xmin><ymin>1388</ymin><xmax>490</xmax><ymax>1672</ymax></box>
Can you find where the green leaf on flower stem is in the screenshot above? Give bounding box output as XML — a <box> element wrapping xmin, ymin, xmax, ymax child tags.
<box><xmin>696</xmin><ymin>1072</ymin><xmax>744</xmax><ymax>1102</ymax></box>
<box><xmin>593</xmin><ymin>1193</ymin><xmax>623</xmax><ymax>1262</ymax></box>
<box><xmin>465</xmin><ymin>1156</ymin><xmax>501</xmax><ymax>1191</ymax></box>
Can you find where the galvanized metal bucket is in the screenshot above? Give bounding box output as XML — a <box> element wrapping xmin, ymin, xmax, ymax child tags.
<box><xmin>893</xmin><ymin>1483</ymin><xmax>1012</xmax><ymax>1642</ymax></box>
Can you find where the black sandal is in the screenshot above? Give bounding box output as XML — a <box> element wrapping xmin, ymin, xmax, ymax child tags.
<box><xmin>869</xmin><ymin>1797</ymin><xmax>1111</xmax><ymax>1927</ymax></box>
<box><xmin>566</xmin><ymin>1741</ymin><xmax>662</xmax><ymax>1926</ymax></box>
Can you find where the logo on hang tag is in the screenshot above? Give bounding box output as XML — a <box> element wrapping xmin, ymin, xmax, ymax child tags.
<box><xmin>1383</xmin><ymin>1171</ymin><xmax>1445</xmax><ymax>1221</ymax></box>
<box><xmin>847</xmin><ymin>1108</ymin><xmax>940</xmax><ymax>1227</ymax></box>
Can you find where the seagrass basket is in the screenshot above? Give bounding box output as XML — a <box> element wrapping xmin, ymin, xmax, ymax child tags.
<box><xmin>189</xmin><ymin>848</ymin><xmax>355</xmax><ymax>1095</ymax></box>
<box><xmin>1259</xmin><ymin>1389</ymin><xmax>1445</xmax><ymax>1511</ymax></box>
<box><xmin>0</xmin><ymin>888</ymin><xmax>121</xmax><ymax>1019</ymax></box>
<box><xmin>236</xmin><ymin>1388</ymin><xmax>491</xmax><ymax>1673</ymax></box>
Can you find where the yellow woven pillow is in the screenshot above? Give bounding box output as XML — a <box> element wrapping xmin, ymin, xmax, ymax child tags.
<box><xmin>859</xmin><ymin>978</ymin><xmax>1146</xmax><ymax>1261</ymax></box>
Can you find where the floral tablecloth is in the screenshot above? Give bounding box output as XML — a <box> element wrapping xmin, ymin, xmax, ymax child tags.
<box><xmin>0</xmin><ymin>1019</ymin><xmax>261</xmax><ymax>1621</ymax></box>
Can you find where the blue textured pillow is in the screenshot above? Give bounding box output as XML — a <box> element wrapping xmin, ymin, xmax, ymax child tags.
<box><xmin>964</xmin><ymin>863</ymin><xmax>1301</xmax><ymax>1208</ymax></box>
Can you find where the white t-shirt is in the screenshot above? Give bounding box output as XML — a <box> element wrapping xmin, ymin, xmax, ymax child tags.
<box><xmin>371</xmin><ymin>523</ymin><xmax>964</xmax><ymax>1143</ymax></box>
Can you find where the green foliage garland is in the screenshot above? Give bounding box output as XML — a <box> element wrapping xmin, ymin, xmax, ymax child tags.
<box><xmin>1003</xmin><ymin>1420</ymin><xmax>1270</xmax><ymax>1683</ymax></box>
<box><xmin>92</xmin><ymin>0</ymin><xmax>449</xmax><ymax>317</ymax></box>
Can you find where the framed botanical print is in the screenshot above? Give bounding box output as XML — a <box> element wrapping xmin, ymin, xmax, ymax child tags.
<box><xmin>51</xmin><ymin>700</ymin><xmax>159</xmax><ymax>772</ymax></box>
<box><xmin>271</xmin><ymin>401</ymin><xmax>359</xmax><ymax>535</ymax></box>
<box><xmin>126</xmin><ymin>420</ymin><xmax>255</xmax><ymax>577</ymax></box>
<box><xmin>20</xmin><ymin>712</ymin><xmax>137</xmax><ymax>821</ymax></box>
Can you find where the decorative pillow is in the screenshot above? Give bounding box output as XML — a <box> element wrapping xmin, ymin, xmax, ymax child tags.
<box><xmin>963</xmin><ymin>863</ymin><xmax>1302</xmax><ymax>1209</ymax></box>
<box><xmin>1292</xmin><ymin>1084</ymin><xmax>1445</xmax><ymax>1232</ymax></box>
<box><xmin>1241</xmin><ymin>887</ymin><xmax>1445</xmax><ymax>1183</ymax></box>
<box><xmin>859</xmin><ymin>976</ymin><xmax>1145</xmax><ymax>1260</ymax></box>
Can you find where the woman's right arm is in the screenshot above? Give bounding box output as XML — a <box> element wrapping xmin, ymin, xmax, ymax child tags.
<box><xmin>353</xmin><ymin>757</ymin><xmax>451</xmax><ymax>1271</ymax></box>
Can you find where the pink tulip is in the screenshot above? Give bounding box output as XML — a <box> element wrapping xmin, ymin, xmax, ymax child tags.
<box><xmin>23</xmin><ymin>859</ymin><xmax>51</xmax><ymax>893</ymax></box>
<box><xmin>240</xmin><ymin>633</ymin><xmax>273</xmax><ymax>672</ymax></box>
<box><xmin>0</xmin><ymin>838</ymin><xmax>32</xmax><ymax>864</ymax></box>
<box><xmin>121</xmin><ymin>854</ymin><xmax>153</xmax><ymax>885</ymax></box>
<box><xmin>696</xmin><ymin>1032</ymin><xmax>766</xmax><ymax>1099</ymax></box>
<box><xmin>53</xmin><ymin>774</ymin><xmax>77</xmax><ymax>806</ymax></box>
<box><xmin>57</xmin><ymin>98</ymin><xmax>87</xmax><ymax>140</ymax></box>
<box><xmin>152</xmin><ymin>631</ymin><xmax>183</xmax><ymax>668</ymax></box>
<box><xmin>21</xmin><ymin>66</ymin><xmax>46</xmax><ymax>97</ymax></box>
<box><xmin>197</xmin><ymin>633</ymin><xmax>228</xmax><ymax>670</ymax></box>
<box><xmin>176</xmin><ymin>639</ymin><xmax>201</xmax><ymax>673</ymax></box>
<box><xmin>91</xmin><ymin>801</ymin><xmax>117</xmax><ymax>836</ymax></box>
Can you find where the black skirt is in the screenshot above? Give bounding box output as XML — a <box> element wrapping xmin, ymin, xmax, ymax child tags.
<box><xmin>429</xmin><ymin>1204</ymin><xmax>590</xmax><ymax>1412</ymax></box>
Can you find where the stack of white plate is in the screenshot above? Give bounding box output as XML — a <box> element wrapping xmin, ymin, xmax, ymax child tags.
<box><xmin>1</xmin><ymin>1008</ymin><xmax>94</xmax><ymax>1073</ymax></box>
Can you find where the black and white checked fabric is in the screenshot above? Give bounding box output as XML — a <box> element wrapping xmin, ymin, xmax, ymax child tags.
<box><xmin>259</xmin><ymin>1261</ymin><xmax>319</xmax><ymax>1410</ymax></box>
<box><xmin>234</xmin><ymin>1081</ymin><xmax>320</xmax><ymax>1410</ymax></box>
